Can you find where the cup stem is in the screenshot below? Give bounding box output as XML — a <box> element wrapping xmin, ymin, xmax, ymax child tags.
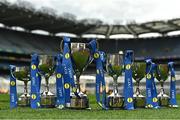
<box><xmin>45</xmin><ymin>76</ymin><xmax>49</xmax><ymax>95</ymax></box>
<box><xmin>160</xmin><ymin>80</ymin><xmax>165</xmax><ymax>95</ymax></box>
<box><xmin>135</xmin><ymin>81</ymin><xmax>140</xmax><ymax>96</ymax></box>
<box><xmin>113</xmin><ymin>76</ymin><xmax>118</xmax><ymax>96</ymax></box>
<box><xmin>76</xmin><ymin>74</ymin><xmax>81</xmax><ymax>92</ymax></box>
<box><xmin>24</xmin><ymin>81</ymin><xmax>28</xmax><ymax>97</ymax></box>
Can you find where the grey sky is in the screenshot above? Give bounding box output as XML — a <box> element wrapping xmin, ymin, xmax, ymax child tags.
<box><xmin>8</xmin><ymin>0</ymin><xmax>180</xmax><ymax>24</ymax></box>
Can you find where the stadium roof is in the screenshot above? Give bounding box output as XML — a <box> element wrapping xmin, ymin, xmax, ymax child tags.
<box><xmin>1</xmin><ymin>1</ymin><xmax>180</xmax><ymax>38</ymax></box>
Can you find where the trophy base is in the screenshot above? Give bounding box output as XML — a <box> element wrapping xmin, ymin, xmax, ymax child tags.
<box><xmin>67</xmin><ymin>92</ymin><xmax>90</xmax><ymax>109</ymax></box>
<box><xmin>107</xmin><ymin>94</ymin><xmax>124</xmax><ymax>109</ymax></box>
<box><xmin>133</xmin><ymin>95</ymin><xmax>146</xmax><ymax>108</ymax></box>
<box><xmin>40</xmin><ymin>93</ymin><xmax>56</xmax><ymax>108</ymax></box>
<box><xmin>18</xmin><ymin>96</ymin><xmax>30</xmax><ymax>107</ymax></box>
<box><xmin>158</xmin><ymin>97</ymin><xmax>169</xmax><ymax>107</ymax></box>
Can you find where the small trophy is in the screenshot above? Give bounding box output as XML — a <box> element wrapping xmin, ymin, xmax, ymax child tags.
<box><xmin>70</xmin><ymin>42</ymin><xmax>91</xmax><ymax>109</ymax></box>
<box><xmin>155</xmin><ymin>64</ymin><xmax>169</xmax><ymax>106</ymax></box>
<box><xmin>132</xmin><ymin>62</ymin><xmax>146</xmax><ymax>108</ymax></box>
<box><xmin>38</xmin><ymin>55</ymin><xmax>56</xmax><ymax>108</ymax></box>
<box><xmin>12</xmin><ymin>66</ymin><xmax>30</xmax><ymax>107</ymax></box>
<box><xmin>106</xmin><ymin>53</ymin><xmax>124</xmax><ymax>108</ymax></box>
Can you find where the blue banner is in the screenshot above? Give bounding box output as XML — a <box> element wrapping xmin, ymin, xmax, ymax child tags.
<box><xmin>62</xmin><ymin>37</ymin><xmax>79</xmax><ymax>106</ymax></box>
<box><xmin>55</xmin><ymin>54</ymin><xmax>65</xmax><ymax>109</ymax></box>
<box><xmin>145</xmin><ymin>59</ymin><xmax>153</xmax><ymax>108</ymax></box>
<box><xmin>9</xmin><ymin>65</ymin><xmax>18</xmax><ymax>109</ymax></box>
<box><xmin>123</xmin><ymin>50</ymin><xmax>134</xmax><ymax>110</ymax></box>
<box><xmin>168</xmin><ymin>62</ymin><xmax>178</xmax><ymax>107</ymax></box>
<box><xmin>89</xmin><ymin>40</ymin><xmax>107</xmax><ymax>109</ymax></box>
<box><xmin>151</xmin><ymin>63</ymin><xmax>159</xmax><ymax>108</ymax></box>
<box><xmin>30</xmin><ymin>54</ymin><xmax>41</xmax><ymax>109</ymax></box>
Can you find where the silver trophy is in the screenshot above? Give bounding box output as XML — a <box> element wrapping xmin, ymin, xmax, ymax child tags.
<box><xmin>70</xmin><ymin>42</ymin><xmax>92</xmax><ymax>109</ymax></box>
<box><xmin>132</xmin><ymin>62</ymin><xmax>146</xmax><ymax>108</ymax></box>
<box><xmin>106</xmin><ymin>53</ymin><xmax>124</xmax><ymax>108</ymax></box>
<box><xmin>12</xmin><ymin>66</ymin><xmax>30</xmax><ymax>107</ymax></box>
<box><xmin>156</xmin><ymin>64</ymin><xmax>169</xmax><ymax>106</ymax></box>
<box><xmin>38</xmin><ymin>55</ymin><xmax>56</xmax><ymax>108</ymax></box>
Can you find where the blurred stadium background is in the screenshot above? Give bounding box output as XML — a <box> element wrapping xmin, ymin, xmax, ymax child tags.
<box><xmin>1</xmin><ymin>0</ymin><xmax>180</xmax><ymax>94</ymax></box>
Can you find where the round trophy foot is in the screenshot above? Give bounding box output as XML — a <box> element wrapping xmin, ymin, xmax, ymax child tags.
<box><xmin>67</xmin><ymin>93</ymin><xmax>89</xmax><ymax>109</ymax></box>
<box><xmin>107</xmin><ymin>95</ymin><xmax>124</xmax><ymax>109</ymax></box>
<box><xmin>40</xmin><ymin>95</ymin><xmax>56</xmax><ymax>108</ymax></box>
<box><xmin>133</xmin><ymin>96</ymin><xmax>146</xmax><ymax>108</ymax></box>
<box><xmin>18</xmin><ymin>96</ymin><xmax>30</xmax><ymax>107</ymax></box>
<box><xmin>158</xmin><ymin>97</ymin><xmax>170</xmax><ymax>107</ymax></box>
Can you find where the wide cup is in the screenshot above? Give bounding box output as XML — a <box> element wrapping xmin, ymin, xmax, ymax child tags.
<box><xmin>106</xmin><ymin>53</ymin><xmax>124</xmax><ymax>108</ymax></box>
<box><xmin>38</xmin><ymin>55</ymin><xmax>56</xmax><ymax>108</ymax></box>
<box><xmin>12</xmin><ymin>66</ymin><xmax>30</xmax><ymax>107</ymax></box>
<box><xmin>155</xmin><ymin>64</ymin><xmax>169</xmax><ymax>106</ymax></box>
<box><xmin>132</xmin><ymin>62</ymin><xmax>146</xmax><ymax>108</ymax></box>
<box><xmin>70</xmin><ymin>42</ymin><xmax>91</xmax><ymax>109</ymax></box>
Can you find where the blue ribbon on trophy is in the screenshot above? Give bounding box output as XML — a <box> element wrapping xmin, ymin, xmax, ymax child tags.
<box><xmin>55</xmin><ymin>54</ymin><xmax>65</xmax><ymax>109</ymax></box>
<box><xmin>151</xmin><ymin>63</ymin><xmax>159</xmax><ymax>108</ymax></box>
<box><xmin>88</xmin><ymin>39</ymin><xmax>107</xmax><ymax>109</ymax></box>
<box><xmin>123</xmin><ymin>50</ymin><xmax>134</xmax><ymax>110</ymax></box>
<box><xmin>168</xmin><ymin>62</ymin><xmax>178</xmax><ymax>108</ymax></box>
<box><xmin>145</xmin><ymin>58</ymin><xmax>154</xmax><ymax>108</ymax></box>
<box><xmin>10</xmin><ymin>65</ymin><xmax>18</xmax><ymax>109</ymax></box>
<box><xmin>30</xmin><ymin>54</ymin><xmax>41</xmax><ymax>109</ymax></box>
<box><xmin>62</xmin><ymin>37</ymin><xmax>80</xmax><ymax>107</ymax></box>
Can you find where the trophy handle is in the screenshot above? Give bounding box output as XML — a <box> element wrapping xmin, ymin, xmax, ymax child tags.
<box><xmin>60</xmin><ymin>40</ymin><xmax>63</xmax><ymax>52</ymax></box>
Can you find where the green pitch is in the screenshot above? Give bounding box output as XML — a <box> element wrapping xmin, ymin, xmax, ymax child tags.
<box><xmin>0</xmin><ymin>94</ymin><xmax>180</xmax><ymax>119</ymax></box>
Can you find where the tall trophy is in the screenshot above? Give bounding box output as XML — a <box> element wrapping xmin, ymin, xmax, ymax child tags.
<box><xmin>155</xmin><ymin>64</ymin><xmax>169</xmax><ymax>106</ymax></box>
<box><xmin>11</xmin><ymin>66</ymin><xmax>30</xmax><ymax>107</ymax></box>
<box><xmin>70</xmin><ymin>42</ymin><xmax>92</xmax><ymax>109</ymax></box>
<box><xmin>38</xmin><ymin>55</ymin><xmax>56</xmax><ymax>108</ymax></box>
<box><xmin>106</xmin><ymin>53</ymin><xmax>124</xmax><ymax>108</ymax></box>
<box><xmin>132</xmin><ymin>62</ymin><xmax>146</xmax><ymax>108</ymax></box>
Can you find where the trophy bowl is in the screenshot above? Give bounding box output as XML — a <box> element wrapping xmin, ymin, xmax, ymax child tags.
<box><xmin>70</xmin><ymin>42</ymin><xmax>91</xmax><ymax>109</ymax></box>
<box><xmin>132</xmin><ymin>62</ymin><xmax>146</xmax><ymax>108</ymax></box>
<box><xmin>38</xmin><ymin>55</ymin><xmax>56</xmax><ymax>108</ymax></box>
<box><xmin>155</xmin><ymin>64</ymin><xmax>169</xmax><ymax>106</ymax></box>
<box><xmin>106</xmin><ymin>53</ymin><xmax>124</xmax><ymax>109</ymax></box>
<box><xmin>13</xmin><ymin>66</ymin><xmax>30</xmax><ymax>107</ymax></box>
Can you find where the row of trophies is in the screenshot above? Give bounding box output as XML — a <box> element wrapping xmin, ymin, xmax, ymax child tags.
<box><xmin>10</xmin><ymin>37</ymin><xmax>178</xmax><ymax>110</ymax></box>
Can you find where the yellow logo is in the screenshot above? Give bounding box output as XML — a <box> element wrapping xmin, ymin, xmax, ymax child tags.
<box><xmin>64</xmin><ymin>83</ymin><xmax>70</xmax><ymax>89</ymax></box>
<box><xmin>31</xmin><ymin>65</ymin><xmax>36</xmax><ymax>70</ymax></box>
<box><xmin>94</xmin><ymin>53</ymin><xmax>99</xmax><ymax>59</ymax></box>
<box><xmin>31</xmin><ymin>94</ymin><xmax>36</xmax><ymax>100</ymax></box>
<box><xmin>127</xmin><ymin>97</ymin><xmax>133</xmax><ymax>103</ymax></box>
<box><xmin>172</xmin><ymin>77</ymin><xmax>176</xmax><ymax>81</ymax></box>
<box><xmin>72</xmin><ymin>87</ymin><xmax>77</xmax><ymax>92</ymax></box>
<box><xmin>56</xmin><ymin>73</ymin><xmax>62</xmax><ymax>78</ymax></box>
<box><xmin>126</xmin><ymin>64</ymin><xmax>131</xmax><ymax>70</ymax></box>
<box><xmin>153</xmin><ymin>97</ymin><xmax>158</xmax><ymax>102</ymax></box>
<box><xmin>10</xmin><ymin>81</ymin><xmax>15</xmax><ymax>86</ymax></box>
<box><xmin>65</xmin><ymin>53</ymin><xmax>70</xmax><ymax>59</ymax></box>
<box><xmin>146</xmin><ymin>74</ymin><xmax>151</xmax><ymax>79</ymax></box>
<box><xmin>96</xmin><ymin>69</ymin><xmax>99</xmax><ymax>74</ymax></box>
